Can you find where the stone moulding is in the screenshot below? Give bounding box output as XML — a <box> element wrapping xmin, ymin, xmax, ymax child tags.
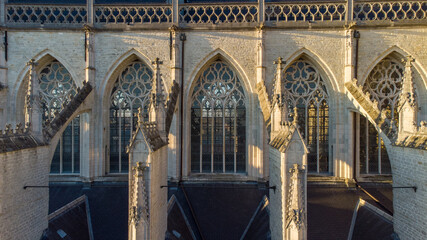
<box><xmin>256</xmin><ymin>81</ymin><xmax>272</xmax><ymax>128</ymax></box>
<box><xmin>345</xmin><ymin>79</ymin><xmax>398</xmax><ymax>142</ymax></box>
<box><xmin>165</xmin><ymin>80</ymin><xmax>180</xmax><ymax>134</ymax></box>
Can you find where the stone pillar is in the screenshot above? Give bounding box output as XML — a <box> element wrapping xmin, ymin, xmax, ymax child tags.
<box><xmin>169</xmin><ymin>25</ymin><xmax>181</xmax><ymax>180</ymax></box>
<box><xmin>0</xmin><ymin>0</ymin><xmax>5</xmax><ymax>26</ymax></box>
<box><xmin>256</xmin><ymin>23</ymin><xmax>268</xmax><ymax>178</ymax></box>
<box><xmin>285</xmin><ymin>164</ymin><xmax>307</xmax><ymax>240</ymax></box>
<box><xmin>269</xmin><ymin>125</ymin><xmax>308</xmax><ymax>240</ymax></box>
<box><xmin>129</xmin><ymin>162</ymin><xmax>150</xmax><ymax>240</ymax></box>
<box><xmin>128</xmin><ymin>111</ymin><xmax>168</xmax><ymax>240</ymax></box>
<box><xmin>172</xmin><ymin>0</ymin><xmax>179</xmax><ymax>24</ymax></box>
<box><xmin>344</xmin><ymin>29</ymin><xmax>357</xmax><ymax>83</ymax></box>
<box><xmin>340</xmin><ymin>28</ymin><xmax>359</xmax><ymax>179</ymax></box>
<box><xmin>25</xmin><ymin>59</ymin><xmax>43</xmax><ymax>139</ymax></box>
<box><xmin>150</xmin><ymin>58</ymin><xmax>167</xmax><ymax>140</ymax></box>
<box><xmin>83</xmin><ymin>24</ymin><xmax>96</xmax><ymax>180</ymax></box>
<box><xmin>258</xmin><ymin>0</ymin><xmax>265</xmax><ymax>23</ymax></box>
<box><xmin>0</xmin><ymin>29</ymin><xmax>7</xmax><ymax>128</ymax></box>
<box><xmin>87</xmin><ymin>0</ymin><xmax>94</xmax><ymax>25</ymax></box>
<box><xmin>271</xmin><ymin>57</ymin><xmax>285</xmax><ymax>139</ymax></box>
<box><xmin>79</xmin><ymin>112</ymin><xmax>91</xmax><ymax>181</ymax></box>
<box><xmin>84</xmin><ymin>25</ymin><xmax>95</xmax><ymax>86</ymax></box>
<box><xmin>399</xmin><ymin>55</ymin><xmax>417</xmax><ymax>133</ymax></box>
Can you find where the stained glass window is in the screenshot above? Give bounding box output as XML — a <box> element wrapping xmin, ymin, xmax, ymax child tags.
<box><xmin>109</xmin><ymin>60</ymin><xmax>153</xmax><ymax>173</ymax></box>
<box><xmin>191</xmin><ymin>60</ymin><xmax>246</xmax><ymax>173</ymax></box>
<box><xmin>283</xmin><ymin>59</ymin><xmax>329</xmax><ymax>173</ymax></box>
<box><xmin>357</xmin><ymin>58</ymin><xmax>404</xmax><ymax>175</ymax></box>
<box><xmin>39</xmin><ymin>61</ymin><xmax>80</xmax><ymax>174</ymax></box>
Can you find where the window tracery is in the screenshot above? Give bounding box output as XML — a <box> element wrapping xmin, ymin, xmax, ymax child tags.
<box><xmin>38</xmin><ymin>61</ymin><xmax>80</xmax><ymax>174</ymax></box>
<box><xmin>363</xmin><ymin>58</ymin><xmax>404</xmax><ymax>124</ymax></box>
<box><xmin>109</xmin><ymin>60</ymin><xmax>153</xmax><ymax>173</ymax></box>
<box><xmin>283</xmin><ymin>59</ymin><xmax>329</xmax><ymax>173</ymax></box>
<box><xmin>191</xmin><ymin>60</ymin><xmax>246</xmax><ymax>173</ymax></box>
<box><xmin>356</xmin><ymin>58</ymin><xmax>405</xmax><ymax>175</ymax></box>
<box><xmin>39</xmin><ymin>61</ymin><xmax>77</xmax><ymax>122</ymax></box>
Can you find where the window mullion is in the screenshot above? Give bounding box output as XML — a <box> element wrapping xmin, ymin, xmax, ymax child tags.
<box><xmin>222</xmin><ymin>107</ymin><xmax>225</xmax><ymax>173</ymax></box>
<box><xmin>118</xmin><ymin>108</ymin><xmax>122</xmax><ymax>173</ymax></box>
<box><xmin>60</xmin><ymin>136</ymin><xmax>63</xmax><ymax>174</ymax></box>
<box><xmin>71</xmin><ymin>120</ymin><xmax>74</xmax><ymax>174</ymax></box>
<box><xmin>378</xmin><ymin>136</ymin><xmax>382</xmax><ymax>174</ymax></box>
<box><xmin>316</xmin><ymin>104</ymin><xmax>320</xmax><ymax>174</ymax></box>
<box><xmin>234</xmin><ymin>106</ymin><xmax>237</xmax><ymax>173</ymax></box>
<box><xmin>211</xmin><ymin>105</ymin><xmax>214</xmax><ymax>173</ymax></box>
<box><xmin>199</xmin><ymin>108</ymin><xmax>203</xmax><ymax>174</ymax></box>
<box><xmin>366</xmin><ymin>118</ymin><xmax>369</xmax><ymax>174</ymax></box>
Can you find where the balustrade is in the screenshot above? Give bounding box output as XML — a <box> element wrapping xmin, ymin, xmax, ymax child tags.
<box><xmin>354</xmin><ymin>1</ymin><xmax>427</xmax><ymax>21</ymax></box>
<box><xmin>3</xmin><ymin>1</ymin><xmax>427</xmax><ymax>27</ymax></box>
<box><xmin>6</xmin><ymin>4</ymin><xmax>87</xmax><ymax>24</ymax></box>
<box><xmin>94</xmin><ymin>5</ymin><xmax>172</xmax><ymax>24</ymax></box>
<box><xmin>265</xmin><ymin>2</ymin><xmax>346</xmax><ymax>22</ymax></box>
<box><xmin>179</xmin><ymin>4</ymin><xmax>258</xmax><ymax>24</ymax></box>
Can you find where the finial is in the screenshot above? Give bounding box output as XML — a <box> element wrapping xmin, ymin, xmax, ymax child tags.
<box><xmin>26</xmin><ymin>58</ymin><xmax>38</xmax><ymax>67</ymax></box>
<box><xmin>169</xmin><ymin>24</ymin><xmax>178</xmax><ymax>33</ymax></box>
<box><xmin>152</xmin><ymin>57</ymin><xmax>163</xmax><ymax>67</ymax></box>
<box><xmin>402</xmin><ymin>55</ymin><xmax>415</xmax><ymax>67</ymax></box>
<box><xmin>274</xmin><ymin>57</ymin><xmax>285</xmax><ymax>66</ymax></box>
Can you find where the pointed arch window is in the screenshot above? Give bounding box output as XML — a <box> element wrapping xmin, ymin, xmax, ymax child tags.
<box><xmin>191</xmin><ymin>60</ymin><xmax>246</xmax><ymax>173</ymax></box>
<box><xmin>38</xmin><ymin>60</ymin><xmax>80</xmax><ymax>174</ymax></box>
<box><xmin>355</xmin><ymin>58</ymin><xmax>405</xmax><ymax>175</ymax></box>
<box><xmin>283</xmin><ymin>59</ymin><xmax>329</xmax><ymax>173</ymax></box>
<box><xmin>109</xmin><ymin>60</ymin><xmax>153</xmax><ymax>173</ymax></box>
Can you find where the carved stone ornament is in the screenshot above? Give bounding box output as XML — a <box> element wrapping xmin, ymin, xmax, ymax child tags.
<box><xmin>129</xmin><ymin>206</ymin><xmax>142</xmax><ymax>226</ymax></box>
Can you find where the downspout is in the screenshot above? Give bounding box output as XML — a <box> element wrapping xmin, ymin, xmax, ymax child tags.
<box><xmin>353</xmin><ymin>30</ymin><xmax>360</xmax><ymax>180</ymax></box>
<box><xmin>353</xmin><ymin>30</ymin><xmax>360</xmax><ymax>80</ymax></box>
<box><xmin>177</xmin><ymin>33</ymin><xmax>206</xmax><ymax>239</ymax></box>
<box><xmin>179</xmin><ymin>33</ymin><xmax>186</xmax><ymax>182</ymax></box>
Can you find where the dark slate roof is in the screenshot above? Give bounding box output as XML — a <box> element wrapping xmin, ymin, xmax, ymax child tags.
<box><xmin>44</xmin><ymin>195</ymin><xmax>93</xmax><ymax>240</ymax></box>
<box><xmin>168</xmin><ymin>182</ymin><xmax>269</xmax><ymax>240</ymax></box>
<box><xmin>240</xmin><ymin>195</ymin><xmax>270</xmax><ymax>240</ymax></box>
<box><xmin>49</xmin><ymin>182</ymin><xmax>128</xmax><ymax>240</ymax></box>
<box><xmin>167</xmin><ymin>195</ymin><xmax>198</xmax><ymax>240</ymax></box>
<box><xmin>307</xmin><ymin>182</ymin><xmax>393</xmax><ymax>240</ymax></box>
<box><xmin>349</xmin><ymin>199</ymin><xmax>395</xmax><ymax>240</ymax></box>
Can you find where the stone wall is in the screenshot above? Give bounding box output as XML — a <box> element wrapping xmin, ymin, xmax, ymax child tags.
<box><xmin>0</xmin><ymin>146</ymin><xmax>50</xmax><ymax>240</ymax></box>
<box><xmin>269</xmin><ymin>147</ymin><xmax>284</xmax><ymax>240</ymax></box>
<box><xmin>389</xmin><ymin>146</ymin><xmax>427</xmax><ymax>240</ymax></box>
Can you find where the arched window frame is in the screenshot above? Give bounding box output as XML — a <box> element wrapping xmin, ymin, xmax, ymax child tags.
<box><xmin>189</xmin><ymin>59</ymin><xmax>247</xmax><ymax>174</ymax></box>
<box><xmin>282</xmin><ymin>58</ymin><xmax>330</xmax><ymax>173</ymax></box>
<box><xmin>37</xmin><ymin>60</ymin><xmax>81</xmax><ymax>175</ymax></box>
<box><xmin>108</xmin><ymin>60</ymin><xmax>154</xmax><ymax>174</ymax></box>
<box><xmin>356</xmin><ymin>57</ymin><xmax>408</xmax><ymax>176</ymax></box>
